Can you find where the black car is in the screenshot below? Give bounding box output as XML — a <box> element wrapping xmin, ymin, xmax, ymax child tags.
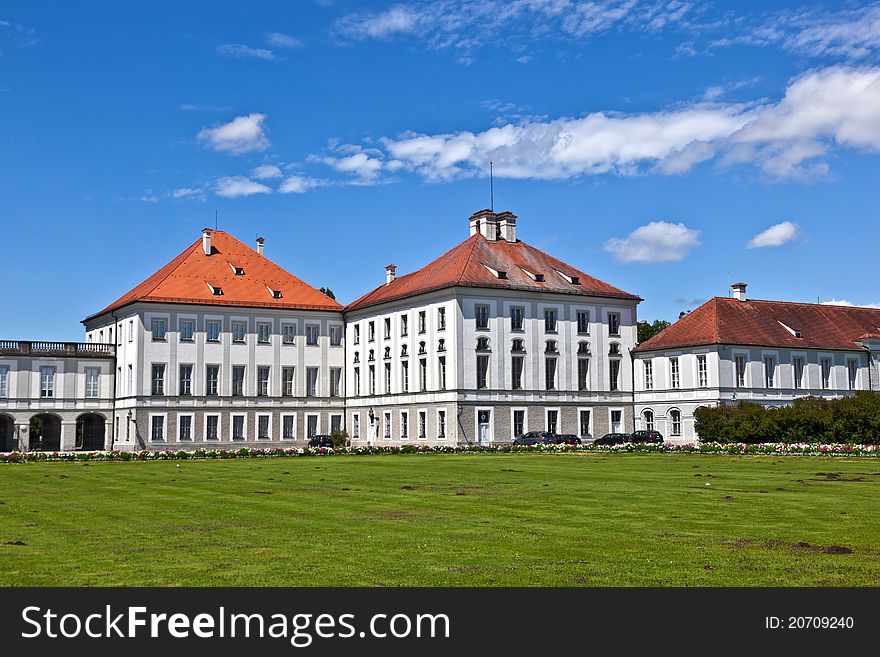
<box><xmin>512</xmin><ymin>431</ymin><xmax>556</xmax><ymax>446</ymax></box>
<box><xmin>631</xmin><ymin>430</ymin><xmax>664</xmax><ymax>444</ymax></box>
<box><xmin>555</xmin><ymin>434</ymin><xmax>583</xmax><ymax>445</ymax></box>
<box><xmin>592</xmin><ymin>433</ymin><xmax>631</xmax><ymax>446</ymax></box>
<box><xmin>308</xmin><ymin>434</ymin><xmax>334</xmax><ymax>448</ymax></box>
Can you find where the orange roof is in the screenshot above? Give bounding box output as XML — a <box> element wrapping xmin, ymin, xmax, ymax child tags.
<box><xmin>636</xmin><ymin>297</ymin><xmax>880</xmax><ymax>352</ymax></box>
<box><xmin>346</xmin><ymin>232</ymin><xmax>639</xmax><ymax>312</ymax></box>
<box><xmin>85</xmin><ymin>230</ymin><xmax>342</xmax><ymax>320</ymax></box>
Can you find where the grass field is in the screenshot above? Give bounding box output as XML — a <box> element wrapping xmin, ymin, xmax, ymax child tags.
<box><xmin>1</xmin><ymin>453</ymin><xmax>879</xmax><ymax>586</ymax></box>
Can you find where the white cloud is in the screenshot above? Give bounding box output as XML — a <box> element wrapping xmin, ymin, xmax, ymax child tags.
<box><xmin>216</xmin><ymin>43</ymin><xmax>278</xmax><ymax>60</ymax></box>
<box><xmin>821</xmin><ymin>299</ymin><xmax>880</xmax><ymax>309</ymax></box>
<box><xmin>170</xmin><ymin>187</ymin><xmax>205</xmax><ymax>200</ymax></box>
<box><xmin>336</xmin><ymin>5</ymin><xmax>419</xmax><ymax>39</ymax></box>
<box><xmin>320</xmin><ymin>151</ymin><xmax>384</xmax><ymax>181</ymax></box>
<box><xmin>197</xmin><ymin>114</ymin><xmax>270</xmax><ymax>155</ymax></box>
<box><xmin>266</xmin><ymin>32</ymin><xmax>302</xmax><ymax>48</ymax></box>
<box><xmin>251</xmin><ymin>164</ymin><xmax>283</xmax><ymax>180</ymax></box>
<box><xmin>747</xmin><ymin>221</ymin><xmax>801</xmax><ymax>249</ymax></box>
<box><xmin>214</xmin><ymin>176</ymin><xmax>271</xmax><ymax>198</ymax></box>
<box><xmin>279</xmin><ymin>175</ymin><xmax>326</xmax><ymax>194</ymax></box>
<box><xmin>603</xmin><ymin>221</ymin><xmax>701</xmax><ymax>263</ymax></box>
<box><xmin>779</xmin><ymin>4</ymin><xmax>880</xmax><ymax>60</ymax></box>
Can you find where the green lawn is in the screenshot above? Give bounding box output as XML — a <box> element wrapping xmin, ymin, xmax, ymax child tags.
<box><xmin>1</xmin><ymin>453</ymin><xmax>879</xmax><ymax>586</ymax></box>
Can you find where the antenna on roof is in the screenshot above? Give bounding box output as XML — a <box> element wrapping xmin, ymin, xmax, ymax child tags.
<box><xmin>489</xmin><ymin>161</ymin><xmax>494</xmax><ymax>211</ymax></box>
<box><xmin>215</xmin><ymin>210</ymin><xmax>219</xmax><ymax>231</ymax></box>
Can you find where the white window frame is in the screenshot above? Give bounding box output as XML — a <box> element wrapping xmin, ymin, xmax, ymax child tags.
<box><xmin>178</xmin><ymin>363</ymin><xmax>193</xmax><ymax>396</ymax></box>
<box><xmin>179</xmin><ymin>318</ymin><xmax>195</xmax><ymax>342</ymax></box>
<box><xmin>206</xmin><ymin>318</ymin><xmax>222</xmax><ymax>342</ymax></box>
<box><xmin>820</xmin><ymin>355</ymin><xmax>833</xmax><ymax>390</ymax></box>
<box><xmin>436</xmin><ymin>407</ymin><xmax>448</xmax><ymax>440</ymax></box>
<box><xmin>511</xmin><ymin>407</ymin><xmax>528</xmax><ymax>439</ymax></box>
<box><xmin>668</xmin><ymin>408</ymin><xmax>682</xmax><ymax>437</ymax></box>
<box><xmin>642</xmin><ymin>409</ymin><xmax>654</xmax><ymax>431</ymax></box>
<box><xmin>733</xmin><ymin>352</ymin><xmax>748</xmax><ymax>388</ymax></box>
<box><xmin>792</xmin><ymin>353</ymin><xmax>806</xmax><ymax>390</ymax></box>
<box><xmin>40</xmin><ymin>366</ymin><xmax>56</xmax><ymax>398</ymax></box>
<box><xmin>204</xmin><ymin>414</ymin><xmax>221</xmax><ymax>442</ymax></box>
<box><xmin>149</xmin><ymin>413</ymin><xmax>167</xmax><ymax>442</ymax></box>
<box><xmin>608</xmin><ymin>407</ymin><xmax>624</xmax><ymax>433</ymax></box>
<box><xmin>644</xmin><ymin>359</ymin><xmax>654</xmax><ymax>391</ymax></box>
<box><xmin>85</xmin><ymin>367</ymin><xmax>100</xmax><ymax>398</ymax></box>
<box><xmin>0</xmin><ymin>365</ymin><xmax>8</xmax><ymax>398</ymax></box>
<box><xmin>383</xmin><ymin>411</ymin><xmax>392</xmax><ymax>440</ymax></box>
<box><xmin>474</xmin><ymin>407</ymin><xmax>494</xmax><ymax>444</ymax></box>
<box><xmin>330</xmin><ymin>413</ymin><xmax>343</xmax><ymax>434</ymax></box>
<box><xmin>669</xmin><ymin>357</ymin><xmax>680</xmax><ymax>389</ymax></box>
<box><xmin>177</xmin><ymin>413</ymin><xmax>195</xmax><ymax>442</ymax></box>
<box><xmin>231</xmin><ymin>321</ymin><xmax>247</xmax><ymax>343</ymax></box>
<box><xmin>577</xmin><ymin>407</ymin><xmax>593</xmax><ymax>438</ymax></box>
<box><xmin>847</xmin><ymin>358</ymin><xmax>859</xmax><ymax>390</ymax></box>
<box><xmin>306</xmin><ymin>413</ymin><xmax>321</xmax><ymax>438</ymax></box>
<box><xmin>151</xmin><ymin>317</ymin><xmax>168</xmax><ymax>342</ymax></box>
<box><xmin>329</xmin><ymin>324</ymin><xmax>343</xmax><ymax>347</ymax></box>
<box><xmin>697</xmin><ymin>354</ymin><xmax>708</xmax><ymax>388</ymax></box>
<box><xmin>762</xmin><ymin>352</ymin><xmax>778</xmax><ymax>389</ymax></box>
<box><xmin>255</xmin><ymin>413</ymin><xmax>272</xmax><ymax>441</ymax></box>
<box><xmin>305</xmin><ymin>324</ymin><xmax>320</xmax><ymax>346</ymax></box>
<box><xmin>351</xmin><ymin>412</ymin><xmax>361</xmax><ymax>440</ymax></box>
<box><xmin>257</xmin><ymin>365</ymin><xmax>271</xmax><ymax>397</ymax></box>
<box><xmin>545</xmin><ymin>407</ymin><xmax>561</xmax><ymax>434</ymax></box>
<box><xmin>417</xmin><ymin>408</ymin><xmax>428</xmax><ymax>440</ymax></box>
<box><xmin>282</xmin><ymin>323</ymin><xmax>297</xmax><ymax>345</ymax></box>
<box><xmin>256</xmin><ymin>321</ymin><xmax>272</xmax><ymax>344</ymax></box>
<box><xmin>231</xmin><ymin>413</ymin><xmax>247</xmax><ymax>441</ymax></box>
<box><xmin>281</xmin><ymin>413</ymin><xmax>297</xmax><ymax>441</ymax></box>
<box><xmin>399</xmin><ymin>410</ymin><xmax>409</xmax><ymax>440</ymax></box>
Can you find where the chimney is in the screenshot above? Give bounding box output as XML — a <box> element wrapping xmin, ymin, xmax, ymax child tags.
<box><xmin>468</xmin><ymin>209</ymin><xmax>498</xmax><ymax>241</ymax></box>
<box><xmin>731</xmin><ymin>282</ymin><xmax>748</xmax><ymax>301</ymax></box>
<box><xmin>256</xmin><ymin>236</ymin><xmax>264</xmax><ymax>256</ymax></box>
<box><xmin>202</xmin><ymin>228</ymin><xmax>212</xmax><ymax>256</ymax></box>
<box><xmin>496</xmin><ymin>211</ymin><xmax>517</xmax><ymax>242</ymax></box>
<box><xmin>385</xmin><ymin>264</ymin><xmax>397</xmax><ymax>285</ymax></box>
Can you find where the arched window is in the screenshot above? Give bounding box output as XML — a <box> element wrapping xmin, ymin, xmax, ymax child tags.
<box><xmin>401</xmin><ymin>344</ymin><xmax>408</xmax><ymax>357</ymax></box>
<box><xmin>384</xmin><ymin>347</ymin><xmax>391</xmax><ymax>359</ymax></box>
<box><xmin>368</xmin><ymin>349</ymin><xmax>375</xmax><ymax>362</ymax></box>
<box><xmin>643</xmin><ymin>409</ymin><xmax>654</xmax><ymax>431</ymax></box>
<box><xmin>577</xmin><ymin>341</ymin><xmax>590</xmax><ymax>355</ymax></box>
<box><xmin>669</xmin><ymin>409</ymin><xmax>682</xmax><ymax>436</ymax></box>
<box><xmin>545</xmin><ymin>340</ymin><xmax>558</xmax><ymax>353</ymax></box>
<box><xmin>353</xmin><ymin>352</ymin><xmax>360</xmax><ymax>363</ymax></box>
<box><xmin>418</xmin><ymin>341</ymin><xmax>426</xmax><ymax>355</ymax></box>
<box><xmin>511</xmin><ymin>338</ymin><xmax>525</xmax><ymax>352</ymax></box>
<box><xmin>476</xmin><ymin>336</ymin><xmax>491</xmax><ymax>351</ymax></box>
<box><xmin>609</xmin><ymin>342</ymin><xmax>621</xmax><ymax>356</ymax></box>
<box><xmin>438</xmin><ymin>338</ymin><xmax>446</xmax><ymax>352</ymax></box>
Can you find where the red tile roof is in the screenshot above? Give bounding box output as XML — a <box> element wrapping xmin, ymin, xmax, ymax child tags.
<box><xmin>85</xmin><ymin>230</ymin><xmax>342</xmax><ymax>320</ymax></box>
<box><xmin>346</xmin><ymin>232</ymin><xmax>640</xmax><ymax>312</ymax></box>
<box><xmin>636</xmin><ymin>297</ymin><xmax>880</xmax><ymax>352</ymax></box>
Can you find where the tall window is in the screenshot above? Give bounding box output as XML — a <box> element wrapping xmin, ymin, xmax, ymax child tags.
<box><xmin>330</xmin><ymin>368</ymin><xmax>342</xmax><ymax>397</ymax></box>
<box><xmin>418</xmin><ymin>411</ymin><xmax>426</xmax><ymax>438</ymax></box>
<box><xmin>608</xmin><ymin>313</ymin><xmax>620</xmax><ymax>336</ymax></box>
<box><xmin>546</xmin><ymin>410</ymin><xmax>558</xmax><ymax>434</ymax></box>
<box><xmin>670</xmin><ymin>410</ymin><xmax>681</xmax><ymax>436</ymax></box>
<box><xmin>644</xmin><ymin>410</ymin><xmax>654</xmax><ymax>431</ymax></box>
<box><xmin>307</xmin><ymin>415</ymin><xmax>318</xmax><ymax>438</ymax></box>
<box><xmin>151</xmin><ymin>416</ymin><xmax>164</xmax><ymax>441</ymax></box>
<box><xmin>735</xmin><ymin>355</ymin><xmax>746</xmax><ymax>387</ymax></box>
<box><xmin>697</xmin><ymin>355</ymin><xmax>708</xmax><ymax>388</ymax></box>
<box><xmin>283</xmin><ymin>416</ymin><xmax>296</xmax><ymax>440</ymax></box>
<box><xmin>793</xmin><ymin>357</ymin><xmax>804</xmax><ymax>389</ymax></box>
<box><xmin>513</xmin><ymin>410</ymin><xmax>525</xmax><ymax>437</ymax></box>
<box><xmin>418</xmin><ymin>311</ymin><xmax>426</xmax><ymax>334</ymax></box>
<box><xmin>257</xmin><ymin>322</ymin><xmax>271</xmax><ymax>344</ymax></box>
<box><xmin>351</xmin><ymin>415</ymin><xmax>359</xmax><ymax>440</ymax></box>
<box><xmin>369</xmin><ymin>365</ymin><xmax>376</xmax><ymax>395</ymax></box>
<box><xmin>475</xmin><ymin>305</ymin><xmax>490</xmax><ymax>330</ymax></box>
<box><xmin>400</xmin><ymin>411</ymin><xmax>408</xmax><ymax>439</ymax></box>
<box><xmin>257</xmin><ymin>366</ymin><xmax>270</xmax><ymax>396</ymax></box>
<box><xmin>438</xmin><ymin>410</ymin><xmax>446</xmax><ymax>438</ymax></box>
<box><xmin>476</xmin><ymin>355</ymin><xmax>490</xmax><ymax>389</ymax></box>
<box><xmin>207</xmin><ymin>320</ymin><xmax>221</xmax><ymax>342</ymax></box>
<box><xmin>384</xmin><ymin>318</ymin><xmax>391</xmax><ymax>340</ymax></box>
<box><xmin>330</xmin><ymin>326</ymin><xmax>342</xmax><ymax>346</ymax></box>
<box><xmin>206</xmin><ymin>415</ymin><xmax>219</xmax><ymax>441</ymax></box>
<box><xmin>511</xmin><ymin>306</ymin><xmax>524</xmax><ymax>331</ymax></box>
<box><xmin>368</xmin><ymin>321</ymin><xmax>375</xmax><ymax>342</ymax></box>
<box><xmin>384</xmin><ymin>412</ymin><xmax>391</xmax><ymax>439</ymax></box>
<box><xmin>0</xmin><ymin>366</ymin><xmax>7</xmax><ymax>398</ymax></box>
<box><xmin>609</xmin><ymin>359</ymin><xmax>620</xmax><ymax>391</ymax></box>
<box><xmin>644</xmin><ymin>360</ymin><xmax>654</xmax><ymax>390</ymax></box>
<box><xmin>232</xmin><ymin>321</ymin><xmax>246</xmax><ymax>343</ymax></box>
<box><xmin>128</xmin><ymin>320</ymin><xmax>134</xmax><ymax>342</ymax></box>
<box><xmin>764</xmin><ymin>356</ymin><xmax>776</xmax><ymax>388</ymax></box>
<box><xmin>232</xmin><ymin>415</ymin><xmax>245</xmax><ymax>440</ymax></box>
<box><xmin>353</xmin><ymin>324</ymin><xmax>360</xmax><ymax>344</ymax></box>
<box><xmin>577</xmin><ymin>310</ymin><xmax>590</xmax><ymax>334</ymax></box>
<box><xmin>384</xmin><ymin>362</ymin><xmax>392</xmax><ymax>394</ymax></box>
<box><xmin>512</xmin><ymin>356</ymin><xmax>524</xmax><ymax>390</ymax></box>
<box><xmin>283</xmin><ymin>367</ymin><xmax>295</xmax><ymax>396</ymax></box>
<box><xmin>128</xmin><ymin>364</ymin><xmax>133</xmax><ymax>395</ymax></box>
<box><xmin>206</xmin><ymin>365</ymin><xmax>219</xmax><ymax>396</ymax></box>
<box><xmin>437</xmin><ymin>307</ymin><xmax>446</xmax><ymax>330</ymax></box>
<box><xmin>257</xmin><ymin>415</ymin><xmax>270</xmax><ymax>440</ymax></box>
<box><xmin>821</xmin><ymin>358</ymin><xmax>832</xmax><ymax>389</ymax></box>
<box><xmin>438</xmin><ymin>356</ymin><xmax>447</xmax><ymax>390</ymax></box>
<box><xmin>670</xmin><ymin>358</ymin><xmax>680</xmax><ymax>389</ymax></box>
<box><xmin>401</xmin><ymin>361</ymin><xmax>410</xmax><ymax>392</ymax></box>
<box><xmin>178</xmin><ymin>365</ymin><xmax>192</xmax><ymax>396</ymax></box>
<box><xmin>847</xmin><ymin>360</ymin><xmax>858</xmax><ymax>390</ymax></box>
<box><xmin>544</xmin><ymin>308</ymin><xmax>557</xmax><ymax>332</ymax></box>
<box><xmin>577</xmin><ymin>358</ymin><xmax>589</xmax><ymax>391</ymax></box>
<box><xmin>232</xmin><ymin>366</ymin><xmax>245</xmax><ymax>396</ymax></box>
<box><xmin>38</xmin><ymin>367</ymin><xmax>54</xmax><ymax>398</ymax></box>
<box><xmin>354</xmin><ymin>367</ymin><xmax>361</xmax><ymax>396</ymax></box>
<box><xmin>179</xmin><ymin>416</ymin><xmax>192</xmax><ymax>441</ymax></box>
<box><xmin>579</xmin><ymin>410</ymin><xmax>591</xmax><ymax>437</ymax></box>
<box><xmin>400</xmin><ymin>315</ymin><xmax>408</xmax><ymax>336</ymax></box>
<box><xmin>306</xmin><ymin>325</ymin><xmax>319</xmax><ymax>346</ymax></box>
<box><xmin>282</xmin><ymin>323</ymin><xmax>296</xmax><ymax>344</ymax></box>
<box><xmin>152</xmin><ymin>318</ymin><xmax>167</xmax><ymax>341</ymax></box>
<box><xmin>85</xmin><ymin>368</ymin><xmax>99</xmax><ymax>398</ymax></box>
<box><xmin>306</xmin><ymin>368</ymin><xmax>318</xmax><ymax>396</ymax></box>
<box><xmin>419</xmin><ymin>358</ymin><xmax>427</xmax><ymax>391</ymax></box>
<box><xmin>151</xmin><ymin>364</ymin><xmax>165</xmax><ymax>396</ymax></box>
<box><xmin>179</xmin><ymin>319</ymin><xmax>194</xmax><ymax>342</ymax></box>
<box><xmin>545</xmin><ymin>357</ymin><xmax>556</xmax><ymax>390</ymax></box>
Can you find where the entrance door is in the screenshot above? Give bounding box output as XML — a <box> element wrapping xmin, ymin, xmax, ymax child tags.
<box><xmin>477</xmin><ymin>409</ymin><xmax>491</xmax><ymax>445</ymax></box>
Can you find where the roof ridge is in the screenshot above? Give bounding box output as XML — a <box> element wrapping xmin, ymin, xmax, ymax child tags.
<box><xmin>139</xmin><ymin>238</ymin><xmax>201</xmax><ymax>301</ymax></box>
<box><xmin>717</xmin><ymin>296</ymin><xmax>880</xmax><ymax>311</ymax></box>
<box><xmin>454</xmin><ymin>232</ymin><xmax>483</xmax><ymax>286</ymax></box>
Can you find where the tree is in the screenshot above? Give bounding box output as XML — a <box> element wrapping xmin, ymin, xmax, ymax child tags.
<box><xmin>637</xmin><ymin>319</ymin><xmax>671</xmax><ymax>343</ymax></box>
<box><xmin>319</xmin><ymin>287</ymin><xmax>336</xmax><ymax>300</ymax></box>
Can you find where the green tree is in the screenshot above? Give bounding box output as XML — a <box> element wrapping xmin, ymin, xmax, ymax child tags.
<box><xmin>319</xmin><ymin>287</ymin><xmax>336</xmax><ymax>300</ymax></box>
<box><xmin>637</xmin><ymin>319</ymin><xmax>671</xmax><ymax>343</ymax></box>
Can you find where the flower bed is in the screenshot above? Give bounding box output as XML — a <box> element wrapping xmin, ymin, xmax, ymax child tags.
<box><xmin>0</xmin><ymin>441</ymin><xmax>878</xmax><ymax>463</ymax></box>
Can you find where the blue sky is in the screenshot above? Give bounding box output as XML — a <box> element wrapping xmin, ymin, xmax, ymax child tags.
<box><xmin>2</xmin><ymin>1</ymin><xmax>880</xmax><ymax>340</ymax></box>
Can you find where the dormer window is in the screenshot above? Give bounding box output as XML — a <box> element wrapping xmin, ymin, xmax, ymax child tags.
<box><xmin>512</xmin><ymin>338</ymin><xmax>525</xmax><ymax>352</ymax></box>
<box><xmin>476</xmin><ymin>337</ymin><xmax>491</xmax><ymax>351</ymax></box>
<box><xmin>229</xmin><ymin>263</ymin><xmax>245</xmax><ymax>276</ymax></box>
<box><xmin>207</xmin><ymin>283</ymin><xmax>223</xmax><ymax>296</ymax></box>
<box><xmin>267</xmin><ymin>286</ymin><xmax>283</xmax><ymax>299</ymax></box>
<box><xmin>778</xmin><ymin>321</ymin><xmax>802</xmax><ymax>338</ymax></box>
<box><xmin>521</xmin><ymin>268</ymin><xmax>545</xmax><ymax>282</ymax></box>
<box><xmin>609</xmin><ymin>342</ymin><xmax>621</xmax><ymax>356</ymax></box>
<box><xmin>556</xmin><ymin>270</ymin><xmax>580</xmax><ymax>285</ymax></box>
<box><xmin>545</xmin><ymin>340</ymin><xmax>558</xmax><ymax>353</ymax></box>
<box><xmin>483</xmin><ymin>264</ymin><xmax>508</xmax><ymax>279</ymax></box>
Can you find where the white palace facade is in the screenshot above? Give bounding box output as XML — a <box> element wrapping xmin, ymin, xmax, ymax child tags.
<box><xmin>1</xmin><ymin>209</ymin><xmax>878</xmax><ymax>451</ymax></box>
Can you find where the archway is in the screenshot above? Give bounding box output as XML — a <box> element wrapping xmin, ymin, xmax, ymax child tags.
<box><xmin>0</xmin><ymin>415</ymin><xmax>15</xmax><ymax>451</ymax></box>
<box><xmin>76</xmin><ymin>413</ymin><xmax>106</xmax><ymax>451</ymax></box>
<box><xmin>30</xmin><ymin>414</ymin><xmax>62</xmax><ymax>451</ymax></box>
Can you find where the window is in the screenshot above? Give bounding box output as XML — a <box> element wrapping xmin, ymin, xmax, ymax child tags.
<box><xmin>547</xmin><ymin>410</ymin><xmax>558</xmax><ymax>434</ymax></box>
<box><xmin>282</xmin><ymin>415</ymin><xmax>296</xmax><ymax>440</ymax></box>
<box><xmin>354</xmin><ymin>352</ymin><xmax>360</xmax><ymax>363</ymax></box>
<box><xmin>179</xmin><ymin>415</ymin><xmax>193</xmax><ymax>441</ymax></box>
<box><xmin>698</xmin><ymin>355</ymin><xmax>708</xmax><ymax>388</ymax></box>
<box><xmin>544</xmin><ymin>308</ymin><xmax>557</xmax><ymax>332</ymax></box>
<box><xmin>307</xmin><ymin>415</ymin><xmax>318</xmax><ymax>438</ymax></box>
<box><xmin>545</xmin><ymin>357</ymin><xmax>556</xmax><ymax>390</ymax></box>
<box><xmin>152</xmin><ymin>318</ymin><xmax>167</xmax><ymax>341</ymax></box>
<box><xmin>577</xmin><ymin>310</ymin><xmax>590</xmax><ymax>334</ymax></box>
<box><xmin>670</xmin><ymin>358</ymin><xmax>680</xmax><ymax>389</ymax></box>
<box><xmin>513</xmin><ymin>410</ymin><xmax>525</xmax><ymax>437</ymax></box>
<box><xmin>232</xmin><ymin>366</ymin><xmax>245</xmax><ymax>396</ymax></box>
<box><xmin>401</xmin><ymin>361</ymin><xmax>409</xmax><ymax>392</ymax></box>
<box><xmin>230</xmin><ymin>321</ymin><xmax>245</xmax><ymax>343</ymax></box>
<box><xmin>353</xmin><ymin>325</ymin><xmax>360</xmax><ymax>345</ymax></box>
<box><xmin>848</xmin><ymin>360</ymin><xmax>858</xmax><ymax>390</ymax></box>
<box><xmin>207</xmin><ymin>320</ymin><xmax>221</xmax><ymax>342</ymax></box>
<box><xmin>476</xmin><ymin>355</ymin><xmax>490</xmax><ymax>389</ymax></box>
<box><xmin>579</xmin><ymin>410</ymin><xmax>591</xmax><ymax>437</ymax></box>
<box><xmin>354</xmin><ymin>368</ymin><xmax>361</xmax><ymax>396</ymax></box>
<box><xmin>369</xmin><ymin>365</ymin><xmax>376</xmax><ymax>395</ymax></box>
<box><xmin>283</xmin><ymin>367</ymin><xmax>295</xmax><ymax>397</ymax></box>
<box><xmin>419</xmin><ymin>358</ymin><xmax>427</xmax><ymax>391</ymax></box>
<box><xmin>511</xmin><ymin>306</ymin><xmax>524</xmax><ymax>331</ymax></box>
<box><xmin>257</xmin><ymin>415</ymin><xmax>270</xmax><ymax>440</ymax></box>
<box><xmin>384</xmin><ymin>318</ymin><xmax>391</xmax><ymax>340</ymax></box>
<box><xmin>609</xmin><ymin>359</ymin><xmax>620</xmax><ymax>391</ymax></box>
<box><xmin>400</xmin><ymin>411</ymin><xmax>409</xmax><ymax>439</ymax></box>
<box><xmin>206</xmin><ymin>415</ymin><xmax>219</xmax><ymax>441</ymax></box>
<box><xmin>610</xmin><ymin>410</ymin><xmax>622</xmax><ymax>433</ymax></box>
<box><xmin>151</xmin><ymin>364</ymin><xmax>165</xmax><ymax>396</ymax></box>
<box><xmin>545</xmin><ymin>340</ymin><xmax>558</xmax><ymax>353</ymax></box>
<box><xmin>793</xmin><ymin>357</ymin><xmax>804</xmax><ymax>389</ymax></box>
<box><xmin>40</xmin><ymin>366</ymin><xmax>56</xmax><ymax>398</ymax></box>
<box><xmin>418</xmin><ymin>311</ymin><xmax>426</xmax><ymax>334</ymax></box>
<box><xmin>331</xmin><ymin>415</ymin><xmax>342</xmax><ymax>433</ymax></box>
<box><xmin>179</xmin><ymin>319</ymin><xmax>194</xmax><ymax>342</ymax></box>
<box><xmin>384</xmin><ymin>412</ymin><xmax>391</xmax><ymax>439</ymax></box>
<box><xmin>306</xmin><ymin>325</ymin><xmax>319</xmax><ymax>346</ymax></box>
<box><xmin>476</xmin><ymin>336</ymin><xmax>491</xmax><ymax>351</ymax></box>
<box><xmin>151</xmin><ymin>416</ymin><xmax>165</xmax><ymax>442</ymax></box>
<box><xmin>512</xmin><ymin>356</ymin><xmax>524</xmax><ymax>390</ymax></box>
<box><xmin>330</xmin><ymin>368</ymin><xmax>342</xmax><ymax>397</ymax></box>
<box><xmin>670</xmin><ymin>410</ymin><xmax>681</xmax><ymax>436</ymax></box>
<box><xmin>352</xmin><ymin>414</ymin><xmax>360</xmax><ymax>440</ymax></box>
<box><xmin>400</xmin><ymin>345</ymin><xmax>408</xmax><ymax>357</ymax></box>
<box><xmin>577</xmin><ymin>341</ymin><xmax>590</xmax><ymax>355</ymax></box>
<box><xmin>609</xmin><ymin>343</ymin><xmax>621</xmax><ymax>356</ymax></box>
<box><xmin>418</xmin><ymin>411</ymin><xmax>427</xmax><ymax>439</ymax></box>
<box><xmin>577</xmin><ymin>358</ymin><xmax>589</xmax><ymax>391</ymax></box>
<box><xmin>437</xmin><ymin>307</ymin><xmax>446</xmax><ymax>331</ymax></box>
<box><xmin>476</xmin><ymin>305</ymin><xmax>490</xmax><ymax>330</ymax></box>
<box><xmin>735</xmin><ymin>355</ymin><xmax>746</xmax><ymax>388</ymax></box>
<box><xmin>85</xmin><ymin>368</ymin><xmax>99</xmax><ymax>398</ymax></box>
<box><xmin>232</xmin><ymin>415</ymin><xmax>245</xmax><ymax>441</ymax></box>
<box><xmin>0</xmin><ymin>366</ymin><xmax>7</xmax><ymax>398</ymax></box>
<box><xmin>764</xmin><ymin>356</ymin><xmax>776</xmax><ymax>388</ymax></box>
<box><xmin>368</xmin><ymin>321</ymin><xmax>375</xmax><ymax>342</ymax></box>
<box><xmin>821</xmin><ymin>358</ymin><xmax>832</xmax><ymax>389</ymax></box>
<box><xmin>128</xmin><ymin>320</ymin><xmax>134</xmax><ymax>342</ymax></box>
<box><xmin>127</xmin><ymin>364</ymin><xmax>133</xmax><ymax>395</ymax></box>
<box><xmin>257</xmin><ymin>366</ymin><xmax>270</xmax><ymax>396</ymax></box>
<box><xmin>400</xmin><ymin>315</ymin><xmax>408</xmax><ymax>336</ymax></box>
<box><xmin>206</xmin><ymin>365</ymin><xmax>219</xmax><ymax>396</ymax></box>
<box><xmin>306</xmin><ymin>367</ymin><xmax>319</xmax><ymax>397</ymax></box>
<box><xmin>330</xmin><ymin>326</ymin><xmax>342</xmax><ymax>346</ymax></box>
<box><xmin>257</xmin><ymin>322</ymin><xmax>271</xmax><ymax>344</ymax></box>
<box><xmin>644</xmin><ymin>360</ymin><xmax>654</xmax><ymax>390</ymax></box>
<box><xmin>438</xmin><ymin>356</ymin><xmax>447</xmax><ymax>390</ymax></box>
<box><xmin>179</xmin><ymin>365</ymin><xmax>192</xmax><ymax>396</ymax></box>
<box><xmin>608</xmin><ymin>313</ymin><xmax>620</xmax><ymax>336</ymax></box>
<box><xmin>512</xmin><ymin>338</ymin><xmax>525</xmax><ymax>352</ymax></box>
<box><xmin>438</xmin><ymin>410</ymin><xmax>447</xmax><ymax>439</ymax></box>
<box><xmin>368</xmin><ymin>349</ymin><xmax>375</xmax><ymax>361</ymax></box>
<box><xmin>644</xmin><ymin>410</ymin><xmax>654</xmax><ymax>431</ymax></box>
<box><xmin>418</xmin><ymin>341</ymin><xmax>426</xmax><ymax>355</ymax></box>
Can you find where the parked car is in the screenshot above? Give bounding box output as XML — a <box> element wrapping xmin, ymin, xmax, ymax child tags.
<box><xmin>512</xmin><ymin>431</ymin><xmax>556</xmax><ymax>446</ymax></box>
<box><xmin>308</xmin><ymin>434</ymin><xmax>334</xmax><ymax>448</ymax></box>
<box><xmin>555</xmin><ymin>434</ymin><xmax>583</xmax><ymax>445</ymax></box>
<box><xmin>592</xmin><ymin>433</ymin><xmax>631</xmax><ymax>446</ymax></box>
<box><xmin>631</xmin><ymin>429</ymin><xmax>664</xmax><ymax>443</ymax></box>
